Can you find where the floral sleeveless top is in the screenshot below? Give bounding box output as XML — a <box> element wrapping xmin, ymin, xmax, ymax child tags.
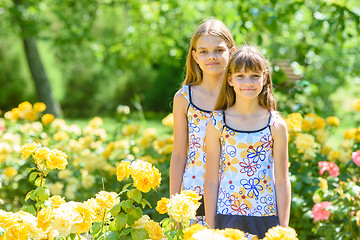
<box><xmin>212</xmin><ymin>110</ymin><xmax>280</xmax><ymax>217</ymax></box>
<box><xmin>181</xmin><ymin>85</ymin><xmax>212</xmax><ymax>197</ymax></box>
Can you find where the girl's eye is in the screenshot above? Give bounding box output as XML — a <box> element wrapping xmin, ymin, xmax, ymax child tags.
<box><xmin>252</xmin><ymin>75</ymin><xmax>261</xmax><ymax>78</ymax></box>
<box><xmin>217</xmin><ymin>49</ymin><xmax>225</xmax><ymax>53</ymax></box>
<box><xmin>235</xmin><ymin>74</ymin><xmax>244</xmax><ymax>78</ymax></box>
<box><xmin>199</xmin><ymin>50</ymin><xmax>207</xmax><ymax>54</ymax></box>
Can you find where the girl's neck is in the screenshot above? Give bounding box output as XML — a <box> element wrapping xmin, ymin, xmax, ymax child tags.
<box><xmin>232</xmin><ymin>98</ymin><xmax>264</xmax><ymax>116</ymax></box>
<box><xmin>200</xmin><ymin>73</ymin><xmax>223</xmax><ymax>92</ymax></box>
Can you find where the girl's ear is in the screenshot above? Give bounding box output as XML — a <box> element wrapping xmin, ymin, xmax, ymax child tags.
<box><xmin>230</xmin><ymin>46</ymin><xmax>236</xmax><ymax>54</ymax></box>
<box><xmin>192</xmin><ymin>50</ymin><xmax>198</xmax><ymax>64</ymax></box>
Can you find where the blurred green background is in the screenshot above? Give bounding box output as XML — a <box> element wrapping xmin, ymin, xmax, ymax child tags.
<box><xmin>0</xmin><ymin>0</ymin><xmax>359</xmax><ymax>119</ymax></box>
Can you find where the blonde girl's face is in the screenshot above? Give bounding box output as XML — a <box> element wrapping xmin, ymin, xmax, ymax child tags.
<box><xmin>228</xmin><ymin>68</ymin><xmax>265</xmax><ymax>101</ymax></box>
<box><xmin>191</xmin><ymin>35</ymin><xmax>233</xmax><ymax>77</ymax></box>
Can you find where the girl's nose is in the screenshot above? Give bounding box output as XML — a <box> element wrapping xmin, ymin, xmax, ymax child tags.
<box><xmin>208</xmin><ymin>53</ymin><xmax>216</xmax><ymax>61</ymax></box>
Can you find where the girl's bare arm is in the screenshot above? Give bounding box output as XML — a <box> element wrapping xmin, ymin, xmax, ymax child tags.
<box><xmin>272</xmin><ymin>115</ymin><xmax>291</xmax><ymax>227</ymax></box>
<box><xmin>169</xmin><ymin>90</ymin><xmax>189</xmax><ymax>197</ymax></box>
<box><xmin>204</xmin><ymin>120</ymin><xmax>221</xmax><ymax>228</ymax></box>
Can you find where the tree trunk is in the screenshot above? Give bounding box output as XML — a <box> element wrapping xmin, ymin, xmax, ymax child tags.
<box><xmin>23</xmin><ymin>37</ymin><xmax>62</xmax><ymax>117</ymax></box>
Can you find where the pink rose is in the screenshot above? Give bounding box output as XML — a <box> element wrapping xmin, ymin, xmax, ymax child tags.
<box><xmin>352</xmin><ymin>151</ymin><xmax>360</xmax><ymax>167</ymax></box>
<box><xmin>318</xmin><ymin>161</ymin><xmax>339</xmax><ymax>177</ymax></box>
<box><xmin>312</xmin><ymin>201</ymin><xmax>332</xmax><ymax>221</ymax></box>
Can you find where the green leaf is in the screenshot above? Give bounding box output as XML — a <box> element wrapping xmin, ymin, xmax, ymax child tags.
<box><xmin>34</xmin><ymin>177</ymin><xmax>45</xmax><ymax>187</ymax></box>
<box><xmin>132</xmin><ymin>189</ymin><xmax>142</xmax><ymax>203</ymax></box>
<box><xmin>115</xmin><ymin>213</ymin><xmax>128</xmax><ymax>231</ymax></box>
<box><xmin>37</xmin><ymin>187</ymin><xmax>50</xmax><ymax>201</ymax></box>
<box><xmin>127</xmin><ymin>214</ymin><xmax>136</xmax><ymax>227</ymax></box>
<box><xmin>29</xmin><ymin>172</ymin><xmax>39</xmax><ymax>182</ymax></box>
<box><xmin>131</xmin><ymin>228</ymin><xmax>149</xmax><ymax>240</ymax></box>
<box><xmin>122</xmin><ymin>199</ymin><xmax>133</xmax><ymax>212</ymax></box>
<box><xmin>91</xmin><ymin>222</ymin><xmax>102</xmax><ymax>235</ymax></box>
<box><xmin>119</xmin><ymin>227</ymin><xmax>132</xmax><ymax>237</ymax></box>
<box><xmin>127</xmin><ymin>189</ymin><xmax>133</xmax><ymax>199</ymax></box>
<box><xmin>104</xmin><ymin>231</ymin><xmax>120</xmax><ymax>240</ymax></box>
<box><xmin>69</xmin><ymin>233</ymin><xmax>76</xmax><ymax>240</ymax></box>
<box><xmin>129</xmin><ymin>207</ymin><xmax>142</xmax><ymax>221</ymax></box>
<box><xmin>20</xmin><ymin>205</ymin><xmax>36</xmax><ymax>216</ymax></box>
<box><xmin>25</xmin><ymin>190</ymin><xmax>34</xmax><ymax>201</ymax></box>
<box><xmin>110</xmin><ymin>202</ymin><xmax>122</xmax><ymax>216</ymax></box>
<box><xmin>109</xmin><ymin>220</ymin><xmax>117</xmax><ymax>231</ymax></box>
<box><xmin>141</xmin><ymin>199</ymin><xmax>152</xmax><ymax>209</ymax></box>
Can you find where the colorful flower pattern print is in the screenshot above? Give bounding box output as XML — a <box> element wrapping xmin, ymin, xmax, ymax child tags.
<box><xmin>181</xmin><ymin>85</ymin><xmax>211</xmax><ymax>225</ymax></box>
<box><xmin>212</xmin><ymin>110</ymin><xmax>279</xmax><ymax>217</ymax></box>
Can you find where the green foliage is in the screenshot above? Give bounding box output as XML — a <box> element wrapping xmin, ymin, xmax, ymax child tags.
<box><xmin>1</xmin><ymin>0</ymin><xmax>359</xmax><ymax>116</ymax></box>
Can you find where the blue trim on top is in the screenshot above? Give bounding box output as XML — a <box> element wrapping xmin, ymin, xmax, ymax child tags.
<box><xmin>188</xmin><ymin>85</ymin><xmax>212</xmax><ymax>113</ymax></box>
<box><xmin>222</xmin><ymin>111</ymin><xmax>272</xmax><ymax>133</ymax></box>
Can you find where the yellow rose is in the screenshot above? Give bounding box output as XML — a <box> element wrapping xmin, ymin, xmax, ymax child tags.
<box><xmin>222</xmin><ymin>228</ymin><xmax>246</xmax><ymax>240</ymax></box>
<box><xmin>0</xmin><ymin>210</ymin><xmax>17</xmax><ymax>228</ymax></box>
<box><xmin>47</xmin><ymin>182</ymin><xmax>64</xmax><ymax>196</ymax></box>
<box><xmin>183</xmin><ymin>224</ymin><xmax>206</xmax><ymax>239</ymax></box>
<box><xmin>95</xmin><ymin>191</ymin><xmax>120</xmax><ymax>210</ymax></box>
<box><xmin>102</xmin><ymin>142</ymin><xmax>115</xmax><ymax>159</ymax></box>
<box><xmin>81</xmin><ymin>174</ymin><xmax>96</xmax><ymax>189</ymax></box>
<box><xmin>24</xmin><ymin>109</ymin><xmax>38</xmax><ymax>121</ymax></box>
<box><xmin>181</xmin><ymin>190</ymin><xmax>202</xmax><ymax>206</ymax></box>
<box><xmin>344</xmin><ymin>128</ymin><xmax>357</xmax><ymax>139</ymax></box>
<box><xmin>162</xmin><ymin>113</ymin><xmax>174</xmax><ymax>128</ymax></box>
<box><xmin>37</xmin><ymin>207</ymin><xmax>53</xmax><ymax>231</ymax></box>
<box><xmin>318</xmin><ymin>178</ymin><xmax>328</xmax><ymax>191</ymax></box>
<box><xmin>3</xmin><ymin>166</ymin><xmax>17</xmax><ymax>179</ymax></box>
<box><xmin>352</xmin><ymin>99</ymin><xmax>360</xmax><ymax>112</ymax></box>
<box><xmin>285</xmin><ymin>113</ymin><xmax>303</xmax><ymax>132</ymax></box>
<box><xmin>34</xmin><ymin>147</ymin><xmax>53</xmax><ymax>169</ymax></box>
<box><xmin>133</xmin><ymin>215</ymin><xmax>150</xmax><ymax>229</ymax></box>
<box><xmin>33</xmin><ymin>102</ymin><xmax>46</xmax><ymax>112</ymax></box>
<box><xmin>21</xmin><ymin>142</ymin><xmax>40</xmax><ymax>159</ymax></box>
<box><xmin>83</xmin><ymin>198</ymin><xmax>104</xmax><ymax>222</ymax></box>
<box><xmin>133</xmin><ymin>171</ymin><xmax>155</xmax><ymax>193</ymax></box>
<box><xmin>58</xmin><ymin>169</ymin><xmax>72</xmax><ymax>180</ymax></box>
<box><xmin>294</xmin><ymin>133</ymin><xmax>315</xmax><ymax>153</ymax></box>
<box><xmin>122</xmin><ymin>124</ymin><xmax>140</xmax><ymax>136</ymax></box>
<box><xmin>75</xmin><ymin>204</ymin><xmax>93</xmax><ymax>234</ymax></box>
<box><xmin>301</xmin><ymin>119</ymin><xmax>312</xmax><ymax>132</ymax></box>
<box><xmin>156</xmin><ymin>197</ymin><xmax>169</xmax><ymax>214</ymax></box>
<box><xmin>328</xmin><ymin>150</ymin><xmax>342</xmax><ymax>162</ymax></box>
<box><xmin>18</xmin><ymin>101</ymin><xmax>32</xmax><ymax>111</ymax></box>
<box><xmin>263</xmin><ymin>226</ymin><xmax>298</xmax><ymax>240</ymax></box>
<box><xmin>313</xmin><ymin>116</ymin><xmax>326</xmax><ymax>130</ymax></box>
<box><xmin>312</xmin><ymin>193</ymin><xmax>321</xmax><ymax>203</ymax></box>
<box><xmin>4</xmin><ymin>223</ymin><xmax>28</xmax><ymax>240</ymax></box>
<box><xmin>41</xmin><ymin>113</ymin><xmax>55</xmax><ymax>125</ymax></box>
<box><xmin>116</xmin><ymin>161</ymin><xmax>131</xmax><ymax>181</ymax></box>
<box><xmin>89</xmin><ymin>117</ymin><xmax>103</xmax><ymax>128</ymax></box>
<box><xmin>326</xmin><ymin>116</ymin><xmax>340</xmax><ymax>127</ymax></box>
<box><xmin>168</xmin><ymin>192</ymin><xmax>200</xmax><ymax>225</ymax></box>
<box><xmin>47</xmin><ymin>149</ymin><xmax>68</xmax><ymax>170</ymax></box>
<box><xmin>321</xmin><ymin>145</ymin><xmax>332</xmax><ymax>155</ymax></box>
<box><xmin>115</xmin><ymin>139</ymin><xmax>130</xmax><ymax>149</ymax></box>
<box><xmin>54</xmin><ymin>131</ymin><xmax>69</xmax><ymax>141</ymax></box>
<box><xmin>49</xmin><ymin>195</ymin><xmax>66</xmax><ymax>208</ymax></box>
<box><xmin>145</xmin><ymin>220</ymin><xmax>164</xmax><ymax>240</ymax></box>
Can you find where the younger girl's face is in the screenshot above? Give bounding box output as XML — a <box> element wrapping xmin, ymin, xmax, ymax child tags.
<box><xmin>192</xmin><ymin>35</ymin><xmax>233</xmax><ymax>77</ymax></box>
<box><xmin>228</xmin><ymin>68</ymin><xmax>265</xmax><ymax>100</ymax></box>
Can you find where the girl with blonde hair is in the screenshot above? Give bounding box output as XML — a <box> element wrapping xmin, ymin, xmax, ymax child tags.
<box><xmin>204</xmin><ymin>45</ymin><xmax>291</xmax><ymax>238</ymax></box>
<box><xmin>170</xmin><ymin>17</ymin><xmax>235</xmax><ymax>224</ymax></box>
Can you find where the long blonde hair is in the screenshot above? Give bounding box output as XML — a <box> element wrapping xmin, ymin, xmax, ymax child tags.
<box><xmin>215</xmin><ymin>45</ymin><xmax>277</xmax><ymax>111</ymax></box>
<box><xmin>182</xmin><ymin>17</ymin><xmax>235</xmax><ymax>86</ymax></box>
